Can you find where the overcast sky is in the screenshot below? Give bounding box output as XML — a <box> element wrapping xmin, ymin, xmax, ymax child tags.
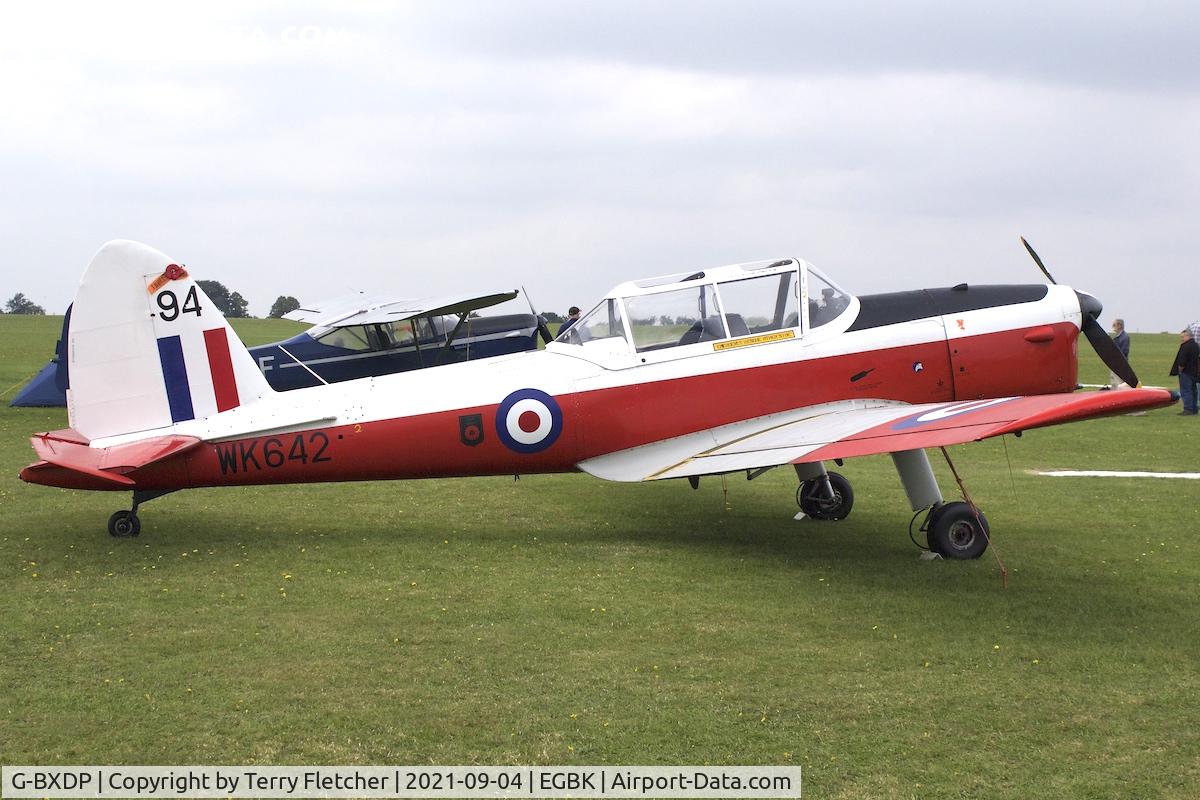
<box><xmin>1</xmin><ymin>1</ymin><xmax>1196</xmax><ymax>330</ymax></box>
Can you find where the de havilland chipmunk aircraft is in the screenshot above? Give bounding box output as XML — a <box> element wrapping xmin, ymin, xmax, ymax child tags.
<box><xmin>20</xmin><ymin>240</ymin><xmax>1173</xmax><ymax>558</ymax></box>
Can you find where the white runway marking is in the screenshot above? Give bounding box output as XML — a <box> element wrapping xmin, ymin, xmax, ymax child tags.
<box><xmin>1077</xmin><ymin>383</ymin><xmax>1168</xmax><ymax>390</ymax></box>
<box><xmin>1035</xmin><ymin>470</ymin><xmax>1200</xmax><ymax>479</ymax></box>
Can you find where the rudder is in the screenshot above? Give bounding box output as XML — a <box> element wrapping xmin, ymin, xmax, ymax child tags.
<box><xmin>68</xmin><ymin>240</ymin><xmax>272</xmax><ymax>440</ymax></box>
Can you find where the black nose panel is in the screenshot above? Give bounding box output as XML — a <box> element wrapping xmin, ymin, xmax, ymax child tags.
<box><xmin>848</xmin><ymin>285</ymin><xmax>1050</xmax><ymax>332</ymax></box>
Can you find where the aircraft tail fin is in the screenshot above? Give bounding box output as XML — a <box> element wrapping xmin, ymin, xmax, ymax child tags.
<box><xmin>67</xmin><ymin>240</ymin><xmax>273</xmax><ymax>441</ymax></box>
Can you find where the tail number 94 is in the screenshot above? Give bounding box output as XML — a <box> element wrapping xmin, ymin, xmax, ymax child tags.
<box><xmin>155</xmin><ymin>286</ymin><xmax>202</xmax><ymax>322</ymax></box>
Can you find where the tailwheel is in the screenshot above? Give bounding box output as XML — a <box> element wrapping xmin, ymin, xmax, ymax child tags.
<box><xmin>796</xmin><ymin>471</ymin><xmax>854</xmax><ymax>520</ymax></box>
<box><xmin>926</xmin><ymin>501</ymin><xmax>989</xmax><ymax>559</ymax></box>
<box><xmin>107</xmin><ymin>510</ymin><xmax>141</xmax><ymax>538</ymax></box>
<box><xmin>104</xmin><ymin>489</ymin><xmax>174</xmax><ymax>537</ymax></box>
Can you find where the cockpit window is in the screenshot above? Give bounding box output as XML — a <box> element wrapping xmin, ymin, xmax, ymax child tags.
<box><xmin>382</xmin><ymin>320</ymin><xmax>417</xmax><ymax>347</ymax></box>
<box><xmin>556</xmin><ymin>298</ymin><xmax>627</xmax><ymax>345</ymax></box>
<box><xmin>315</xmin><ymin>325</ymin><xmax>375</xmax><ymax>351</ymax></box>
<box><xmin>625</xmin><ymin>285</ymin><xmax>724</xmax><ymax>351</ymax></box>
<box><xmin>716</xmin><ymin>271</ymin><xmax>799</xmax><ymax>336</ymax></box>
<box><xmin>381</xmin><ymin>317</ymin><xmax>439</xmax><ymax>348</ymax></box>
<box><xmin>808</xmin><ymin>268</ymin><xmax>850</xmax><ymax>328</ymax></box>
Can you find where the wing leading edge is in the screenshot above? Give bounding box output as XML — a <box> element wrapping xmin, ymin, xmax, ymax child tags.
<box><xmin>577</xmin><ymin>389</ymin><xmax>1174</xmax><ymax>482</ymax></box>
<box><xmin>285</xmin><ymin>290</ymin><xmax>519</xmax><ymax>327</ymax></box>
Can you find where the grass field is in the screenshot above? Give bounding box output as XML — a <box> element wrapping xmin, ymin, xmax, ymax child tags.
<box><xmin>1</xmin><ymin>314</ymin><xmax>1198</xmax><ymax>798</ymax></box>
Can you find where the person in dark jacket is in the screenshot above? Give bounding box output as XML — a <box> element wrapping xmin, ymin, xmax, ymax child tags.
<box><xmin>1169</xmin><ymin>329</ymin><xmax>1200</xmax><ymax>415</ymax></box>
<box><xmin>558</xmin><ymin>306</ymin><xmax>582</xmax><ymax>335</ymax></box>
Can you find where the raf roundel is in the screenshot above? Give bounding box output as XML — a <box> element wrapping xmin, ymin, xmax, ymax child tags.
<box><xmin>495</xmin><ymin>388</ymin><xmax>563</xmax><ymax>454</ymax></box>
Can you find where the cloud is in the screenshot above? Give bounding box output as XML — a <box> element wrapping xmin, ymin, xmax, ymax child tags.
<box><xmin>0</xmin><ymin>2</ymin><xmax>1196</xmax><ymax>331</ymax></box>
<box><xmin>394</xmin><ymin>0</ymin><xmax>1200</xmax><ymax>91</ymax></box>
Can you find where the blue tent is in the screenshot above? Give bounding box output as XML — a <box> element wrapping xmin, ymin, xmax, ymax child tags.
<box><xmin>10</xmin><ymin>306</ymin><xmax>70</xmax><ymax>407</ymax></box>
<box><xmin>11</xmin><ymin>361</ymin><xmax>64</xmax><ymax>406</ymax></box>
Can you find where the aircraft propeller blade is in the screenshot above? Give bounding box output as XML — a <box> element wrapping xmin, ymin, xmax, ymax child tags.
<box><xmin>1020</xmin><ymin>236</ymin><xmax>1058</xmax><ymax>284</ymax></box>
<box><xmin>1076</xmin><ymin>290</ymin><xmax>1140</xmax><ymax>387</ymax></box>
<box><xmin>1021</xmin><ymin>238</ymin><xmax>1138</xmax><ymax>385</ymax></box>
<box><xmin>1081</xmin><ymin>311</ymin><xmax>1140</xmax><ymax>388</ymax></box>
<box><xmin>537</xmin><ymin>315</ymin><xmax>554</xmax><ymax>345</ymax></box>
<box><xmin>521</xmin><ymin>284</ymin><xmax>555</xmax><ymax>344</ymax></box>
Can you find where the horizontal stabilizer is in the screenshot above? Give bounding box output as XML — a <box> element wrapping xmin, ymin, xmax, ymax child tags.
<box><xmin>22</xmin><ymin>429</ymin><xmax>201</xmax><ymax>490</ymax></box>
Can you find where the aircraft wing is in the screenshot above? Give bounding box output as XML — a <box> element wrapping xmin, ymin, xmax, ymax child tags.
<box><xmin>577</xmin><ymin>388</ymin><xmax>1174</xmax><ymax>482</ymax></box>
<box><xmin>286</xmin><ymin>290</ymin><xmax>519</xmax><ymax>327</ymax></box>
<box><xmin>284</xmin><ymin>291</ymin><xmax>395</xmax><ymax>324</ymax></box>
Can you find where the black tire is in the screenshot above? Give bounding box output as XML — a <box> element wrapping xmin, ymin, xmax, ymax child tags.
<box><xmin>796</xmin><ymin>471</ymin><xmax>854</xmax><ymax>520</ymax></box>
<box><xmin>108</xmin><ymin>511</ymin><xmax>141</xmax><ymax>538</ymax></box>
<box><xmin>926</xmin><ymin>502</ymin><xmax>988</xmax><ymax>559</ymax></box>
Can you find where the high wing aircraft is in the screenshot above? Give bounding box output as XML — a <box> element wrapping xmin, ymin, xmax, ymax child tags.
<box><xmin>20</xmin><ymin>240</ymin><xmax>1173</xmax><ymax>558</ymax></box>
<box><xmin>10</xmin><ymin>289</ymin><xmax>551</xmax><ymax>405</ymax></box>
<box><xmin>255</xmin><ymin>289</ymin><xmax>552</xmax><ymax>390</ymax></box>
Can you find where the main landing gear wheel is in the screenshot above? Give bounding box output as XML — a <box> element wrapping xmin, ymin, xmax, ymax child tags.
<box><xmin>796</xmin><ymin>471</ymin><xmax>854</xmax><ymax>520</ymax></box>
<box><xmin>107</xmin><ymin>510</ymin><xmax>141</xmax><ymax>538</ymax></box>
<box><xmin>926</xmin><ymin>501</ymin><xmax>989</xmax><ymax>559</ymax></box>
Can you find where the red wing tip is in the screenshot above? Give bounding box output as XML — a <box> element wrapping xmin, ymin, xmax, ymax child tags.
<box><xmin>992</xmin><ymin>388</ymin><xmax>1175</xmax><ymax>436</ymax></box>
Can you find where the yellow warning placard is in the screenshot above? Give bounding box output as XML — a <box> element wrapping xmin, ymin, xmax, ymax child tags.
<box><xmin>713</xmin><ymin>330</ymin><xmax>796</xmax><ymax>351</ymax></box>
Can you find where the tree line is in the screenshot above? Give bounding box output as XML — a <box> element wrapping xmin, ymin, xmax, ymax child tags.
<box><xmin>196</xmin><ymin>282</ymin><xmax>300</xmax><ymax>318</ymax></box>
<box><xmin>5</xmin><ymin>286</ymin><xmax>573</xmax><ymax>321</ymax></box>
<box><xmin>3</xmin><ymin>293</ymin><xmax>45</xmax><ymax>314</ymax></box>
<box><xmin>2</xmin><ymin>285</ymin><xmax>301</xmax><ymax>319</ymax></box>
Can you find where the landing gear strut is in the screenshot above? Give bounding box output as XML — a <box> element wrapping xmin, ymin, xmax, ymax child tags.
<box><xmin>893</xmin><ymin>447</ymin><xmax>992</xmax><ymax>560</ymax></box>
<box><xmin>791</xmin><ymin>450</ymin><xmax>994</xmax><ymax>561</ymax></box>
<box><xmin>106</xmin><ymin>489</ymin><xmax>175</xmax><ymax>537</ymax></box>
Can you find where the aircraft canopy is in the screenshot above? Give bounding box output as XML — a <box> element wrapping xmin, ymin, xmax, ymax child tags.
<box><xmin>553</xmin><ymin>258</ymin><xmax>853</xmax><ymax>356</ymax></box>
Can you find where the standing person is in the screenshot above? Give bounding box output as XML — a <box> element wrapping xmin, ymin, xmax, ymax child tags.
<box><xmin>1109</xmin><ymin>318</ymin><xmax>1130</xmax><ymax>389</ymax></box>
<box><xmin>1169</xmin><ymin>328</ymin><xmax>1200</xmax><ymax>415</ymax></box>
<box><xmin>558</xmin><ymin>306</ymin><xmax>582</xmax><ymax>335</ymax></box>
<box><xmin>1189</xmin><ymin>320</ymin><xmax>1200</xmax><ymax>346</ymax></box>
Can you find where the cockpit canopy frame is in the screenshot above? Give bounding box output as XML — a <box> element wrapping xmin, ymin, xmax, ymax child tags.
<box><xmin>554</xmin><ymin>257</ymin><xmax>852</xmax><ymax>359</ymax></box>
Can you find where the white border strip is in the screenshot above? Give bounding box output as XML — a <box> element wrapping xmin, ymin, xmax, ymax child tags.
<box><xmin>1035</xmin><ymin>470</ymin><xmax>1200</xmax><ymax>479</ymax></box>
<box><xmin>2</xmin><ymin>766</ymin><xmax>803</xmax><ymax>799</ymax></box>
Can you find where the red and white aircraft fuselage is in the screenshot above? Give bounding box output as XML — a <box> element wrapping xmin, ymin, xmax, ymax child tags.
<box><xmin>22</xmin><ymin>241</ymin><xmax>1172</xmax><ymax>556</ymax></box>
